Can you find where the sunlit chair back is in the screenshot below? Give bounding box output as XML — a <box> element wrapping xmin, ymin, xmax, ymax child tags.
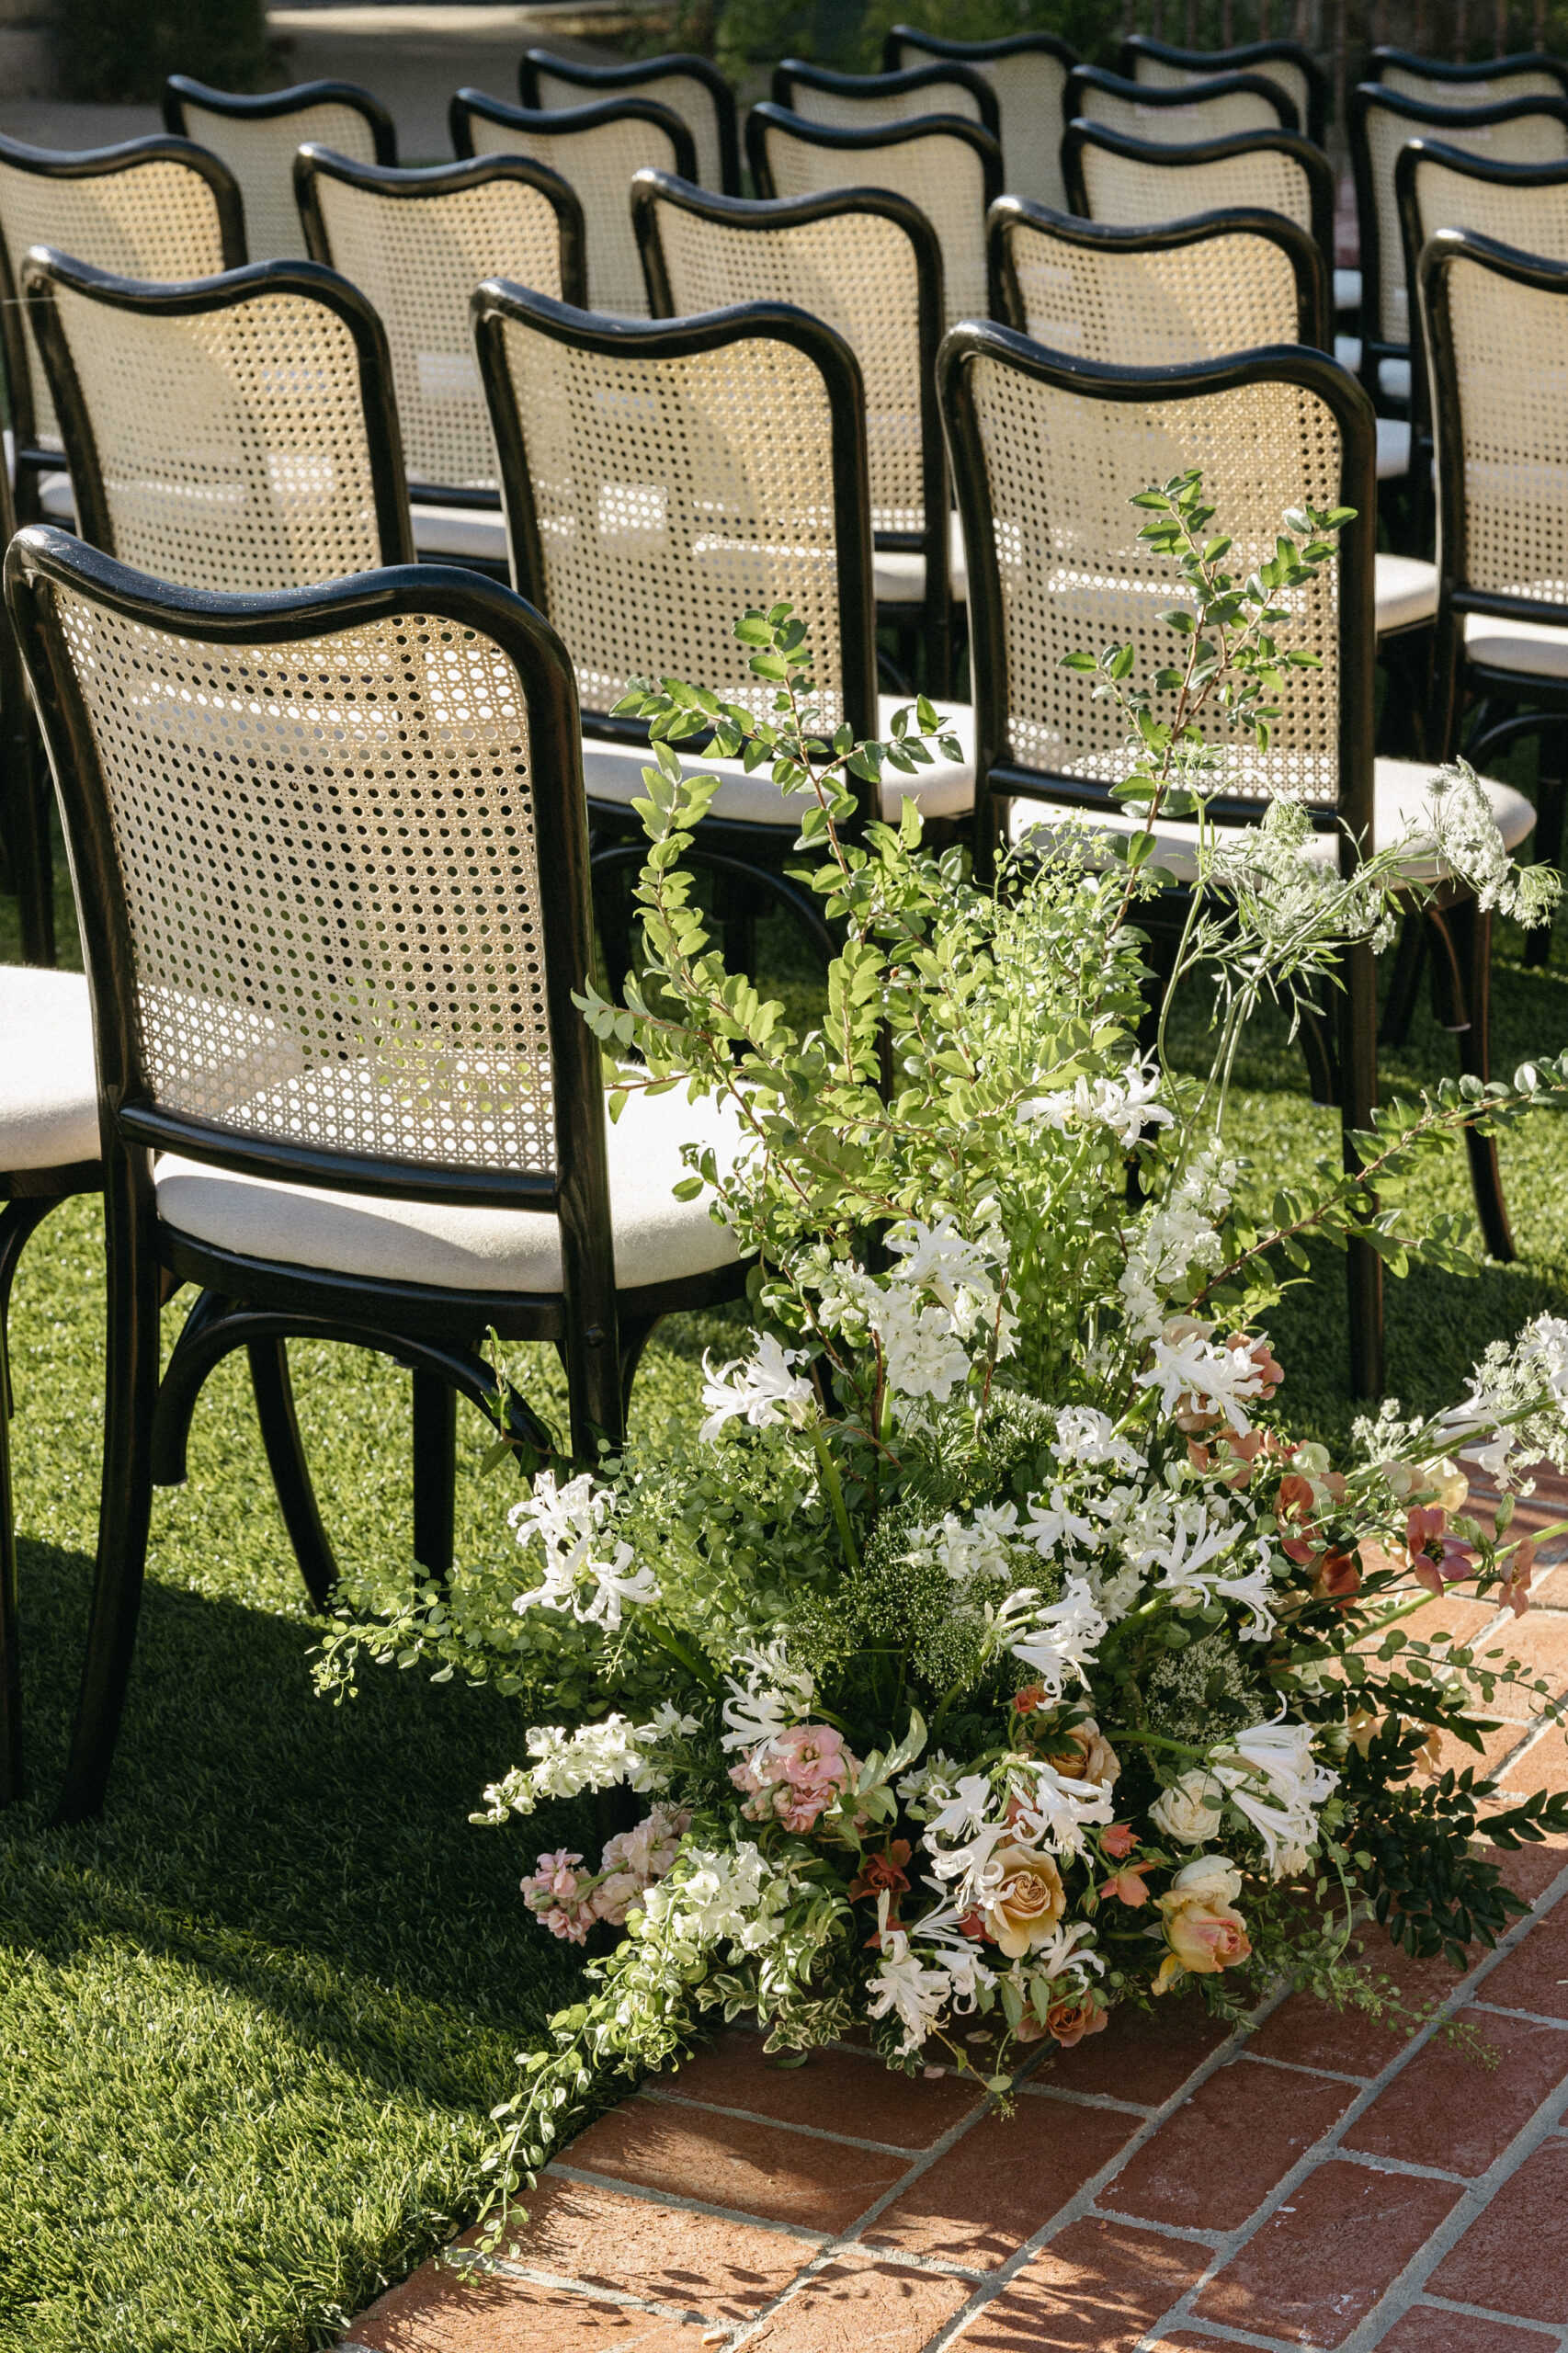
<box><xmin>990</xmin><ymin>198</ymin><xmax>1328</xmax><ymax>359</ymax></box>
<box><xmin>1369</xmin><ymin>46</ymin><xmax>1568</xmax><ymax>107</ymax></box>
<box><xmin>472</xmin><ymin>282</ymin><xmax>877</xmax><ymax>764</ymax></box>
<box><xmin>1064</xmin><ymin>63</ymin><xmax>1298</xmax><ymax>144</ymax></box>
<box><xmin>1351</xmin><ymin>84</ymin><xmax>1568</xmax><ymax>395</ymax></box>
<box><xmin>519</xmin><ymin>49</ymin><xmax>740</xmax><ymax>194</ymax></box>
<box><xmin>21</xmin><ymin>248</ymin><xmax>413</xmax><ymax>590</ymax></box>
<box><xmin>1062</xmin><ymin>120</ymin><xmax>1335</xmax><ymax>270</ymax></box>
<box><xmin>0</xmin><ymin>132</ymin><xmax>243</xmax><ymax>464</ymax></box>
<box><xmin>769</xmin><ymin>58</ymin><xmax>999</xmax><ymax>142</ymax></box>
<box><xmin>449</xmin><ymin>89</ymin><xmax>695</xmax><ymax>317</ymax></box>
<box><xmin>936</xmin><ymin>324</ymin><xmax>1374</xmax><ymax>863</ymax></box>
<box><xmin>162</xmin><ymin>76</ymin><xmax>394</xmax><ymax>262</ymax></box>
<box><xmin>1119</xmin><ymin>35</ymin><xmax>1326</xmax><ymax>146</ymax></box>
<box><xmin>632</xmin><ymin>170</ymin><xmax>949</xmax><ymax>677</ymax></box>
<box><xmin>882</xmin><ymin>24</ymin><xmax>1077</xmax><ymax>206</ymax></box>
<box><xmin>745</xmin><ymin>104</ymin><xmax>1001</xmax><ymax>327</ymax></box>
<box><xmin>296</xmin><ymin>147</ymin><xmax>585</xmax><ymax>501</ymax></box>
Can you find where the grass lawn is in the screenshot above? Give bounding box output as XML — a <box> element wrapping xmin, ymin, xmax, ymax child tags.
<box><xmin>3</xmin><ymin>847</ymin><xmax>1568</xmax><ymax>2350</ymax></box>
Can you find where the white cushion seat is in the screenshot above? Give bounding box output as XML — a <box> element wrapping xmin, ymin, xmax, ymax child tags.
<box><xmin>1465</xmin><ymin>608</ymin><xmax>1568</xmax><ymax>679</ymax></box>
<box><xmin>154</xmin><ymin>1076</ymin><xmax>746</xmax><ymax>1295</ymax></box>
<box><xmin>0</xmin><ymin>968</ymin><xmax>98</xmax><ymax>1170</ymax></box>
<box><xmin>1375</xmin><ymin>553</ymin><xmax>1438</xmax><ymax>634</ymax></box>
<box><xmin>874</xmin><ymin>510</ymin><xmax>968</xmax><ymax>606</ymax></box>
<box><xmin>1380</xmin><ymin>356</ymin><xmax>1412</xmax><ymax>404</ymax></box>
<box><xmin>1335</xmin><ymin>267</ymin><xmax>1362</xmax><ymax>311</ymax></box>
<box><xmin>410</xmin><ymin>499</ymin><xmax>507</xmax><ymax>563</ymax></box>
<box><xmin>582</xmin><ymin>693</ymin><xmax>976</xmax><ymax>824</ymax></box>
<box><xmin>1006</xmin><ymin>757</ymin><xmax>1535</xmax><ymax>884</ymax></box>
<box><xmin>1376</xmin><ymin>417</ymin><xmax>1411</xmax><ymax>480</ymax></box>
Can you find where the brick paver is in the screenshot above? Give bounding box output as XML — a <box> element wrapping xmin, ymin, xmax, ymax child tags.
<box><xmin>341</xmin><ymin>1478</ymin><xmax>1568</xmax><ymax>2352</ymax></box>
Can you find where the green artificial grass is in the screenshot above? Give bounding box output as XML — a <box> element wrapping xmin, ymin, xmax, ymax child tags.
<box><xmin>4</xmin><ymin>833</ymin><xmax>1568</xmax><ymax>2349</ymax></box>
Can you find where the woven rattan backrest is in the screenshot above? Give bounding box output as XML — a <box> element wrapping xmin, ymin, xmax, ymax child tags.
<box><xmin>1066</xmin><ymin>124</ymin><xmax>1332</xmax><ymax>261</ymax></box>
<box><xmin>0</xmin><ymin>139</ymin><xmax>238</xmax><ymax>448</ymax></box>
<box><xmin>24</xmin><ymin>253</ymin><xmax>410</xmax><ymax>592</ymax></box>
<box><xmin>635</xmin><ymin>179</ymin><xmax>937</xmax><ymax>538</ymax></box>
<box><xmin>771</xmin><ymin>60</ymin><xmax>994</xmax><ymax>139</ymax></box>
<box><xmin>164</xmin><ymin>79</ymin><xmax>394</xmax><ymax>263</ymax></box>
<box><xmin>940</xmin><ymin>332</ymin><xmax>1367</xmax><ymax>816</ymax></box>
<box><xmin>994</xmin><ymin>203</ymin><xmax>1320</xmax><ymax>363</ymax></box>
<box><xmin>886</xmin><ymin>29</ymin><xmax>1073</xmax><ymax>206</ymax></box>
<box><xmin>522</xmin><ymin>51</ymin><xmax>736</xmax><ymax>194</ymax></box>
<box><xmin>300</xmin><ymin>152</ymin><xmax>582</xmax><ymax>494</ymax></box>
<box><xmin>747</xmin><ymin>107</ymin><xmax>998</xmax><ymax>327</ymax></box>
<box><xmin>1374</xmin><ymin>50</ymin><xmax>1568</xmax><ymax>107</ymax></box>
<box><xmin>1423</xmin><ymin>230</ymin><xmax>1568</xmax><ymax>610</ymax></box>
<box><xmin>1120</xmin><ymin>38</ymin><xmax>1321</xmax><ymax>144</ymax></box>
<box><xmin>1403</xmin><ymin>142</ymin><xmax>1568</xmax><ymax>257</ymax></box>
<box><xmin>450</xmin><ymin>92</ymin><xmax>695</xmax><ymax>317</ymax></box>
<box><xmin>476</xmin><ymin>291</ymin><xmax>874</xmax><ymax>743</ymax></box>
<box><xmin>1357</xmin><ymin>87</ymin><xmax>1568</xmax><ymax>345</ymax></box>
<box><xmin>7</xmin><ymin>546</ymin><xmax>587</xmax><ymax>1182</ymax></box>
<box><xmin>1065</xmin><ymin>65</ymin><xmax>1294</xmax><ymax>145</ymax></box>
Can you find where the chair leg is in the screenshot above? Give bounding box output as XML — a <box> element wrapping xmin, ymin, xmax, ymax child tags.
<box><xmin>247</xmin><ymin>1336</ymin><xmax>340</xmax><ymax>1609</ymax></box>
<box><xmin>1445</xmin><ymin>896</ymin><xmax>1516</xmax><ymax>1263</ymax></box>
<box><xmin>713</xmin><ymin>863</ymin><xmax>758</xmax><ymax>979</ymax></box>
<box><xmin>0</xmin><ymin>1194</ymin><xmax>66</xmax><ymax>1807</ymax></box>
<box><xmin>1340</xmin><ymin>938</ymin><xmax>1384</xmax><ymax>1400</ymax></box>
<box><xmin>1298</xmin><ymin>1006</ymin><xmax>1339</xmax><ymax>1108</ymax></box>
<box><xmin>1379</xmin><ymin>910</ymin><xmax>1427</xmax><ymax>1048</ymax></box>
<box><xmin>618</xmin><ymin>1312</ymin><xmax>665</xmax><ymax>1422</ymax></box>
<box><xmin>412</xmin><ymin>1368</ymin><xmax>456</xmax><ymax>1580</ymax></box>
<box><xmin>0</xmin><ymin>629</ymin><xmax>55</xmax><ymax>968</ymax></box>
<box><xmin>1525</xmin><ymin>758</ymin><xmax>1564</xmax><ymax>971</ymax></box>
<box><xmin>52</xmin><ymin>1159</ymin><xmax>162</xmax><ymax>1824</ymax></box>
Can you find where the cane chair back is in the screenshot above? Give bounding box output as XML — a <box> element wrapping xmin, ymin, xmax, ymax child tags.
<box><xmin>296</xmin><ymin>148</ymin><xmax>585</xmax><ymax>498</ymax></box>
<box><xmin>937</xmin><ymin>324</ymin><xmax>1374</xmax><ymax>849</ymax></box>
<box><xmin>1352</xmin><ymin>85</ymin><xmax>1568</xmax><ymax>360</ymax></box>
<box><xmin>1421</xmin><ymin>230</ymin><xmax>1568</xmax><ymax>682</ymax></box>
<box><xmin>770</xmin><ymin>58</ymin><xmax>999</xmax><ymax>142</ymax></box>
<box><xmin>1064</xmin><ymin>64</ymin><xmax>1298</xmax><ymax>144</ymax></box>
<box><xmin>474</xmin><ymin>286</ymin><xmax>877</xmax><ymax>771</ymax></box>
<box><xmin>449</xmin><ymin>90</ymin><xmax>696</xmax><ymax>317</ymax></box>
<box><xmin>163</xmin><ymin>77</ymin><xmax>395</xmax><ymax>264</ymax></box>
<box><xmin>519</xmin><ymin>50</ymin><xmax>740</xmax><ymax>194</ymax></box>
<box><xmin>0</xmin><ymin>134</ymin><xmax>244</xmax><ymax>457</ymax></box>
<box><xmin>1119</xmin><ymin>36</ymin><xmax>1326</xmax><ymax>147</ymax></box>
<box><xmin>22</xmin><ymin>250</ymin><xmax>413</xmax><ymax>592</ymax></box>
<box><xmin>633</xmin><ymin>173</ymin><xmax>946</xmax><ymax>624</ymax></box>
<box><xmin>745</xmin><ymin>105</ymin><xmax>1002</xmax><ymax>328</ymax></box>
<box><xmin>883</xmin><ymin>26</ymin><xmax>1077</xmax><ymax>207</ymax></box>
<box><xmin>1370</xmin><ymin>48</ymin><xmax>1568</xmax><ymax>108</ymax></box>
<box><xmin>991</xmin><ymin>199</ymin><xmax>1329</xmax><ymax>360</ymax></box>
<box><xmin>1062</xmin><ymin>122</ymin><xmax>1335</xmax><ymax>270</ymax></box>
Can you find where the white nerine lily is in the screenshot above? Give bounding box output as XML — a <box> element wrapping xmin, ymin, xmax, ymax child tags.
<box><xmin>1210</xmin><ymin>1715</ymin><xmax>1340</xmax><ymax>1876</ymax></box>
<box><xmin>1007</xmin><ymin>1575</ymin><xmax>1109</xmax><ymax>1698</ymax></box>
<box><xmin>720</xmin><ymin>1642</ymin><xmax>816</xmax><ymax>1756</ymax></box>
<box><xmin>1018</xmin><ymin>1057</ymin><xmax>1175</xmax><ymax>1149</ymax></box>
<box><xmin>1053</xmin><ymin>1405</ymin><xmax>1146</xmax><ymax>1473</ymax></box>
<box><xmin>699</xmin><ymin>1335</ymin><xmax>815</xmax><ymax>1443</ymax></box>
<box><xmin>510</xmin><ymin>1469</ymin><xmax>659</xmax><ymax>1625</ymax></box>
<box><xmin>1136</xmin><ymin>1330</ymin><xmax>1272</xmax><ymax>1436</ymax></box>
<box><xmin>1006</xmin><ymin>1758</ymin><xmax>1118</xmax><ymax>1857</ymax></box>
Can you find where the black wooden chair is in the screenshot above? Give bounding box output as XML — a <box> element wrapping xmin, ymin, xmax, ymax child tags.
<box><xmin>1119</xmin><ymin>33</ymin><xmax>1327</xmax><ymax>146</ymax></box>
<box><xmin>519</xmin><ymin>49</ymin><xmax>740</xmax><ymax>195</ymax></box>
<box><xmin>6</xmin><ymin>532</ymin><xmax>754</xmax><ymax>1821</ymax></box>
<box><xmin>1064</xmin><ymin>63</ymin><xmax>1300</xmax><ymax>142</ymax></box>
<box><xmin>163</xmin><ymin>74</ymin><xmax>396</xmax><ymax>261</ymax></box>
<box><xmin>882</xmin><ymin>25</ymin><xmax>1078</xmax><ymax>208</ymax></box>
<box><xmin>770</xmin><ymin>57</ymin><xmax>1001</xmax><ymax>145</ymax></box>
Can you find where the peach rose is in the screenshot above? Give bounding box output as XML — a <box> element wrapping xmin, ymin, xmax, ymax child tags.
<box><xmin>1044</xmin><ymin>1993</ymin><xmax>1108</xmax><ymax>2049</ymax></box>
<box><xmin>1154</xmin><ymin>1854</ymin><xmax>1251</xmax><ymax>1991</ymax></box>
<box><xmin>980</xmin><ymin>1844</ymin><xmax>1067</xmax><ymax>1959</ymax></box>
<box><xmin>1048</xmin><ymin>1717</ymin><xmax>1121</xmax><ymax>1789</ymax></box>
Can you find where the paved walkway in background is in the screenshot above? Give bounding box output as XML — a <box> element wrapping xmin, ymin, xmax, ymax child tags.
<box><xmin>342</xmin><ymin>1473</ymin><xmax>1568</xmax><ymax>2351</ymax></box>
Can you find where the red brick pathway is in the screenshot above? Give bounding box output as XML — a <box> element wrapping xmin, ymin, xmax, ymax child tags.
<box><xmin>344</xmin><ymin>1473</ymin><xmax>1568</xmax><ymax>2353</ymax></box>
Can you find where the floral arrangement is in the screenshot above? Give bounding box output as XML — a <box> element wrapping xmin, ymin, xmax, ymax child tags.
<box><xmin>318</xmin><ymin>473</ymin><xmax>1568</xmax><ymax>2235</ymax></box>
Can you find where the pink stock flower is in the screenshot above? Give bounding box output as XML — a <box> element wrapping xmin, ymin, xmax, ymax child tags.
<box><xmin>730</xmin><ymin>1723</ymin><xmax>859</xmax><ymax>1833</ymax></box>
<box><xmin>520</xmin><ymin>1848</ymin><xmax>598</xmax><ymax>1944</ymax></box>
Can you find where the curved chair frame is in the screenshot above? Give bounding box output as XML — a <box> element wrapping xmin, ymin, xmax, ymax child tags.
<box><xmin>20</xmin><ymin>248</ymin><xmax>416</xmax><ymax>572</ymax></box>
<box><xmin>1369</xmin><ymin>45</ymin><xmax>1568</xmax><ymax>103</ymax></box>
<box><xmin>988</xmin><ymin>194</ymin><xmax>1330</xmax><ymax>349</ymax></box>
<box><xmin>472</xmin><ymin>281</ymin><xmax>879</xmax><ymax>819</ymax></box>
<box><xmin>881</xmin><ymin>25</ymin><xmax>1078</xmax><ymax>204</ymax></box>
<box><xmin>7</xmin><ymin>530</ymin><xmax>752</xmax><ymax>1818</ymax></box>
<box><xmin>519</xmin><ymin>48</ymin><xmax>740</xmax><ymax>193</ymax></box>
<box><xmin>1064</xmin><ymin>63</ymin><xmax>1301</xmax><ymax>137</ymax></box>
<box><xmin>163</xmin><ymin>74</ymin><xmax>397</xmax><ymax>164</ymax></box>
<box><xmin>1062</xmin><ymin>119</ymin><xmax>1335</xmax><ymax>273</ymax></box>
<box><xmin>449</xmin><ymin>85</ymin><xmax>699</xmax><ymax>182</ymax></box>
<box><xmin>883</xmin><ymin>24</ymin><xmax>1078</xmax><ymax>74</ymax></box>
<box><xmin>769</xmin><ymin>57</ymin><xmax>1002</xmax><ymax>144</ymax></box>
<box><xmin>631</xmin><ymin>170</ymin><xmax>951</xmax><ymax>688</ymax></box>
<box><xmin>294</xmin><ymin>144</ymin><xmax>588</xmax><ymax>511</ymax></box>
<box><xmin>1118</xmin><ymin>34</ymin><xmax>1327</xmax><ymax>146</ymax></box>
<box><xmin>1350</xmin><ymin>84</ymin><xmax>1568</xmax><ymax>410</ymax></box>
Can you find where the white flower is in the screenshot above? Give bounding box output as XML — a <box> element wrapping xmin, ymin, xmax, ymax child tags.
<box><xmin>720</xmin><ymin>1641</ymin><xmax>815</xmax><ymax>1756</ymax></box>
<box><xmin>1053</xmin><ymin>1405</ymin><xmax>1146</xmax><ymax>1473</ymax></box>
<box><xmin>867</xmin><ymin>1929</ymin><xmax>956</xmax><ymax>2053</ymax></box>
<box><xmin>1167</xmin><ymin>1852</ymin><xmax>1244</xmax><ymax>1904</ymax></box>
<box><xmin>921</xmin><ymin>1502</ymin><xmax>1021</xmax><ymax>1583</ymax></box>
<box><xmin>1210</xmin><ymin>1716</ymin><xmax>1339</xmax><ymax>1877</ymax></box>
<box><xmin>1017</xmin><ymin>1915</ymin><xmax>1105</xmax><ymax>1986</ymax></box>
<box><xmin>1007</xmin><ymin>1575</ymin><xmax>1108</xmax><ymax>1698</ymax></box>
<box><xmin>1136</xmin><ymin>1328</ymin><xmax>1272</xmax><ymax>1436</ymax></box>
<box><xmin>884</xmin><ymin>1218</ymin><xmax>995</xmax><ymax>1325</ymax></box>
<box><xmin>1020</xmin><ymin>1485</ymin><xmax>1098</xmax><ymax>1557</ymax></box>
<box><xmin>699</xmin><ymin>1334</ymin><xmax>815</xmax><ymax>1443</ymax></box>
<box><xmin>643</xmin><ymin>1842</ymin><xmax>785</xmax><ymax>1947</ymax></box>
<box><xmin>1019</xmin><ymin>1057</ymin><xmax>1174</xmax><ymax>1148</ymax></box>
<box><xmin>1006</xmin><ymin>1758</ymin><xmax>1118</xmax><ymax>1859</ymax></box>
<box><xmin>509</xmin><ymin>1470</ymin><xmax>659</xmax><ymax>1626</ymax></box>
<box><xmin>873</xmin><ymin>1288</ymin><xmax>975</xmax><ymax>1402</ymax></box>
<box><xmin>1149</xmin><ymin>1768</ymin><xmax>1227</xmax><ymax>1846</ymax></box>
<box><xmin>473</xmin><ymin>1705</ymin><xmax>702</xmax><ymax>1819</ymax></box>
<box><xmin>1426</xmin><ymin>759</ymin><xmax>1561</xmax><ymax>926</ymax></box>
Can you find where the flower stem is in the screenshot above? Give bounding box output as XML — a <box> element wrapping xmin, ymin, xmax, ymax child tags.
<box><xmin>812</xmin><ymin>1424</ymin><xmax>861</xmax><ymax>1571</ymax></box>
